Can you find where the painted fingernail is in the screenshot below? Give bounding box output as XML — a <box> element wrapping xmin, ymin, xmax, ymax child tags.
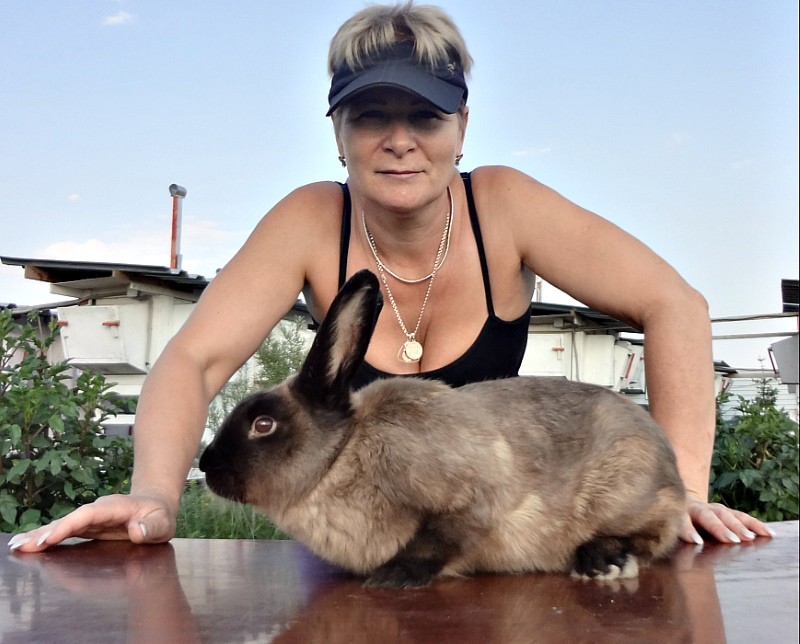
<box><xmin>36</xmin><ymin>531</ymin><xmax>53</xmax><ymax>547</ymax></box>
<box><xmin>138</xmin><ymin>522</ymin><xmax>148</xmax><ymax>539</ymax></box>
<box><xmin>742</xmin><ymin>529</ymin><xmax>756</xmax><ymax>540</ymax></box>
<box><xmin>691</xmin><ymin>532</ymin><xmax>704</xmax><ymax>546</ymax></box>
<box><xmin>8</xmin><ymin>533</ymin><xmax>26</xmax><ymax>547</ymax></box>
<box><xmin>9</xmin><ymin>536</ymin><xmax>32</xmax><ymax>551</ymax></box>
<box><xmin>725</xmin><ymin>530</ymin><xmax>741</xmax><ymax>544</ymax></box>
<box><xmin>765</xmin><ymin>526</ymin><xmax>777</xmax><ymax>537</ymax></box>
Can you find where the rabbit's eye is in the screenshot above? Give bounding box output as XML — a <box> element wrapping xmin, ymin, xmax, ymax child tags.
<box><xmin>250</xmin><ymin>416</ymin><xmax>277</xmax><ymax>437</ymax></box>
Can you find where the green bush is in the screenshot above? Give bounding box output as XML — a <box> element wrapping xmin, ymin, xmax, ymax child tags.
<box><xmin>710</xmin><ymin>379</ymin><xmax>799</xmax><ymax>521</ymax></box>
<box><xmin>0</xmin><ymin>310</ymin><xmax>134</xmax><ymax>532</ymax></box>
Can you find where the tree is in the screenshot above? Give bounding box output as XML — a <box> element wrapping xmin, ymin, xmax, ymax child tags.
<box><xmin>0</xmin><ymin>310</ymin><xmax>133</xmax><ymax>532</ymax></box>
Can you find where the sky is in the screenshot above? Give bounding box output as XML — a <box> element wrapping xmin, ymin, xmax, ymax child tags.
<box><xmin>0</xmin><ymin>0</ymin><xmax>797</xmax><ymax>370</ymax></box>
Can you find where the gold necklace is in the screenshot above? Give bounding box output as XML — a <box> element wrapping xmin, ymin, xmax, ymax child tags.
<box><xmin>362</xmin><ymin>187</ymin><xmax>453</xmax><ymax>283</ymax></box>
<box><xmin>362</xmin><ymin>192</ymin><xmax>453</xmax><ymax>363</ymax></box>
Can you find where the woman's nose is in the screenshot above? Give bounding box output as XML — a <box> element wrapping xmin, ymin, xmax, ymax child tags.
<box><xmin>383</xmin><ymin>117</ymin><xmax>416</xmax><ymax>155</ymax></box>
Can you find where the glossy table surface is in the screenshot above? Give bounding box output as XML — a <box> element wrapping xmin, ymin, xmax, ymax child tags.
<box><xmin>2</xmin><ymin>522</ymin><xmax>798</xmax><ymax>643</ymax></box>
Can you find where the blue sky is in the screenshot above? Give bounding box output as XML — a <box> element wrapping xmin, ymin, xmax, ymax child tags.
<box><xmin>1</xmin><ymin>0</ymin><xmax>797</xmax><ymax>369</ymax></box>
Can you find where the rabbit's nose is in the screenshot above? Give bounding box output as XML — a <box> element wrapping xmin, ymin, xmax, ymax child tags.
<box><xmin>198</xmin><ymin>446</ymin><xmax>219</xmax><ymax>472</ymax></box>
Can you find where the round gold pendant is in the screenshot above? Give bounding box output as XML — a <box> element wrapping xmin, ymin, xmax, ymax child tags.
<box><xmin>400</xmin><ymin>339</ymin><xmax>423</xmax><ymax>363</ymax></box>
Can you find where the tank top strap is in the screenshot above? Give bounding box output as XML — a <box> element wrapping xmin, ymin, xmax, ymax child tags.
<box><xmin>460</xmin><ymin>172</ymin><xmax>496</xmax><ymax>316</ymax></box>
<box><xmin>337</xmin><ymin>182</ymin><xmax>352</xmax><ymax>289</ymax></box>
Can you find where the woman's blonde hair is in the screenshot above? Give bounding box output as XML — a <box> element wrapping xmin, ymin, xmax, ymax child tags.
<box><xmin>328</xmin><ymin>1</ymin><xmax>473</xmax><ymax>75</ymax></box>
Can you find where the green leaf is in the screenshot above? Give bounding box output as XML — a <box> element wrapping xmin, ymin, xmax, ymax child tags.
<box><xmin>18</xmin><ymin>508</ymin><xmax>41</xmax><ymax>526</ymax></box>
<box><xmin>738</xmin><ymin>469</ymin><xmax>760</xmax><ymax>488</ymax></box>
<box><xmin>7</xmin><ymin>459</ymin><xmax>31</xmax><ymax>482</ymax></box>
<box><xmin>71</xmin><ymin>468</ymin><xmax>96</xmax><ymax>486</ymax></box>
<box><xmin>50</xmin><ymin>501</ymin><xmax>76</xmax><ymax>520</ymax></box>
<box><xmin>49</xmin><ymin>415</ymin><xmax>65</xmax><ymax>432</ymax></box>
<box><xmin>714</xmin><ymin>471</ymin><xmax>739</xmax><ymax>488</ymax></box>
<box><xmin>8</xmin><ymin>424</ymin><xmax>22</xmax><ymax>446</ymax></box>
<box><xmin>49</xmin><ymin>455</ymin><xmax>63</xmax><ymax>476</ymax></box>
<box><xmin>0</xmin><ymin>499</ymin><xmax>17</xmax><ymax>525</ymax></box>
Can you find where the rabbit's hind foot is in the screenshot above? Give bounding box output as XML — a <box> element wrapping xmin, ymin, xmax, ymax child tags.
<box><xmin>570</xmin><ymin>536</ymin><xmax>639</xmax><ymax>580</ymax></box>
<box><xmin>364</xmin><ymin>556</ymin><xmax>444</xmax><ymax>589</ymax></box>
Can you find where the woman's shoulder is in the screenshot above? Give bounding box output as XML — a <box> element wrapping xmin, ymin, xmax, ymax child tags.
<box><xmin>253</xmin><ymin>180</ymin><xmax>345</xmax><ymax>237</ymax></box>
<box><xmin>468</xmin><ymin>165</ymin><xmax>545</xmax><ymax>193</ymax></box>
<box><xmin>466</xmin><ymin>166</ymin><xmax>553</xmax><ymax>221</ymax></box>
<box><xmin>273</xmin><ymin>180</ymin><xmax>346</xmax><ymax>216</ymax></box>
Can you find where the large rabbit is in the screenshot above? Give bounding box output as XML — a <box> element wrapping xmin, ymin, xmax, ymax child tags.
<box><xmin>199</xmin><ymin>270</ymin><xmax>686</xmax><ymax>589</ymax></box>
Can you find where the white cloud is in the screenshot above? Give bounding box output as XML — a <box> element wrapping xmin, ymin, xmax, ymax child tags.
<box><xmin>102</xmin><ymin>11</ymin><xmax>134</xmax><ymax>27</ymax></box>
<box><xmin>42</xmin><ymin>237</ymin><xmax>165</xmax><ymax>266</ymax></box>
<box><xmin>37</xmin><ymin>218</ymin><xmax>244</xmax><ymax>278</ymax></box>
<box><xmin>67</xmin><ymin>193</ymin><xmax>80</xmax><ymax>203</ymax></box>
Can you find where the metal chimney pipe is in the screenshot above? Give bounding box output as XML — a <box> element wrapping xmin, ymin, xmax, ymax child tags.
<box><xmin>168</xmin><ymin>184</ymin><xmax>187</xmax><ymax>270</ymax></box>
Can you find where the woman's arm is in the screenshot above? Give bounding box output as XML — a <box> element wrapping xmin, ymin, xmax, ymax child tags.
<box><xmin>8</xmin><ymin>183</ymin><xmax>341</xmax><ymax>552</ymax></box>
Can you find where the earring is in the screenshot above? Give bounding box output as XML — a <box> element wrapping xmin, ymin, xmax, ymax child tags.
<box><xmin>455</xmin><ymin>154</ymin><xmax>463</xmax><ymax>166</ymax></box>
<box><xmin>338</xmin><ymin>155</ymin><xmax>347</xmax><ymax>168</ymax></box>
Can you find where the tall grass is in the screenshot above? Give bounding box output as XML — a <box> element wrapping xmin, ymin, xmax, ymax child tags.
<box><xmin>175</xmin><ymin>482</ymin><xmax>289</xmax><ymax>539</ymax></box>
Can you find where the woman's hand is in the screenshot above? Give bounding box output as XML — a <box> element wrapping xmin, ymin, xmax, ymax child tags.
<box><xmin>7</xmin><ymin>493</ymin><xmax>177</xmax><ymax>553</ymax></box>
<box><xmin>681</xmin><ymin>494</ymin><xmax>776</xmax><ymax>545</ymax></box>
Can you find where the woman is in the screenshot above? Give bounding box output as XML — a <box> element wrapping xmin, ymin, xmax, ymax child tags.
<box><xmin>9</xmin><ymin>2</ymin><xmax>772</xmax><ymax>553</ymax></box>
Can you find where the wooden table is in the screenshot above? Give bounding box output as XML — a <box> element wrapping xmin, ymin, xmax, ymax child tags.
<box><xmin>2</xmin><ymin>522</ymin><xmax>797</xmax><ymax>643</ymax></box>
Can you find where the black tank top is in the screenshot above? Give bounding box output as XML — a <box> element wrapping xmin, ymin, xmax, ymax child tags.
<box><xmin>338</xmin><ymin>172</ymin><xmax>531</xmax><ymax>390</ymax></box>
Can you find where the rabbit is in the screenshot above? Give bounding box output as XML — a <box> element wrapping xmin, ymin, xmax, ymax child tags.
<box><xmin>199</xmin><ymin>269</ymin><xmax>686</xmax><ymax>589</ymax></box>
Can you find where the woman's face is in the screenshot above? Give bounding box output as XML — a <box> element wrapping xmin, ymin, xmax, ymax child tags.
<box><xmin>333</xmin><ymin>87</ymin><xmax>467</xmax><ymax>213</ymax></box>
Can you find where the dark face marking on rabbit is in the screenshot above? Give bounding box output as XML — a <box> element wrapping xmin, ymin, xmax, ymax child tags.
<box><xmin>201</xmin><ymin>383</ymin><xmax>357</xmax><ymax>512</ymax></box>
<box><xmin>200</xmin><ymin>390</ymin><xmax>303</xmax><ymax>504</ymax></box>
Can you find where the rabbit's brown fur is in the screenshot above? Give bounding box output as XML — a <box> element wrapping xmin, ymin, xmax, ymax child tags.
<box><xmin>200</xmin><ymin>270</ymin><xmax>686</xmax><ymax>588</ymax></box>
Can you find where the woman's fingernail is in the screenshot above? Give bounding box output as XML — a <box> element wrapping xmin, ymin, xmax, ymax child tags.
<box><xmin>138</xmin><ymin>522</ymin><xmax>148</xmax><ymax>538</ymax></box>
<box><xmin>725</xmin><ymin>530</ymin><xmax>741</xmax><ymax>544</ymax></box>
<box><xmin>9</xmin><ymin>536</ymin><xmax>32</xmax><ymax>551</ymax></box>
<box><xmin>36</xmin><ymin>531</ymin><xmax>53</xmax><ymax>547</ymax></box>
<box><xmin>742</xmin><ymin>529</ymin><xmax>756</xmax><ymax>540</ymax></box>
<box><xmin>691</xmin><ymin>532</ymin><xmax>704</xmax><ymax>546</ymax></box>
<box><xmin>765</xmin><ymin>526</ymin><xmax>777</xmax><ymax>537</ymax></box>
<box><xmin>8</xmin><ymin>533</ymin><xmax>26</xmax><ymax>547</ymax></box>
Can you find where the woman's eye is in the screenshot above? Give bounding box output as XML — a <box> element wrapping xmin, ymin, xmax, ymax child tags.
<box><xmin>355</xmin><ymin>109</ymin><xmax>387</xmax><ymax>121</ymax></box>
<box><xmin>410</xmin><ymin>111</ymin><xmax>443</xmax><ymax>129</ymax></box>
<box><xmin>250</xmin><ymin>416</ymin><xmax>277</xmax><ymax>437</ymax></box>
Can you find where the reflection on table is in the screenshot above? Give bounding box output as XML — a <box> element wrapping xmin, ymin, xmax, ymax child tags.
<box><xmin>1</xmin><ymin>522</ymin><xmax>797</xmax><ymax>643</ymax></box>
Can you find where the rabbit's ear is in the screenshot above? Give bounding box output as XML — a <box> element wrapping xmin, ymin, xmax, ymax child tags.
<box><xmin>292</xmin><ymin>269</ymin><xmax>382</xmax><ymax>412</ymax></box>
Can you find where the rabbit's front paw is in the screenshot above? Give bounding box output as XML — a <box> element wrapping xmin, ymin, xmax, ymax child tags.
<box><xmin>571</xmin><ymin>537</ymin><xmax>639</xmax><ymax>580</ymax></box>
<box><xmin>364</xmin><ymin>557</ymin><xmax>442</xmax><ymax>589</ymax></box>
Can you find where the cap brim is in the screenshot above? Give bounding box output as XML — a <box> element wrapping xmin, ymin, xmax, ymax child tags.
<box><xmin>327</xmin><ymin>60</ymin><xmax>465</xmax><ymax>116</ymax></box>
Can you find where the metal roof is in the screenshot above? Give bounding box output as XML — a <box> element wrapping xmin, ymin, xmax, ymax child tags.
<box><xmin>0</xmin><ymin>257</ymin><xmax>209</xmax><ymax>295</ymax></box>
<box><xmin>2</xmin><ymin>255</ymin><xmax>639</xmax><ymax>331</ymax></box>
<box><xmin>528</xmin><ymin>301</ymin><xmax>640</xmax><ymax>333</ymax></box>
<box><xmin>1</xmin><ymin>256</ymin><xmax>210</xmax><ymax>291</ymax></box>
